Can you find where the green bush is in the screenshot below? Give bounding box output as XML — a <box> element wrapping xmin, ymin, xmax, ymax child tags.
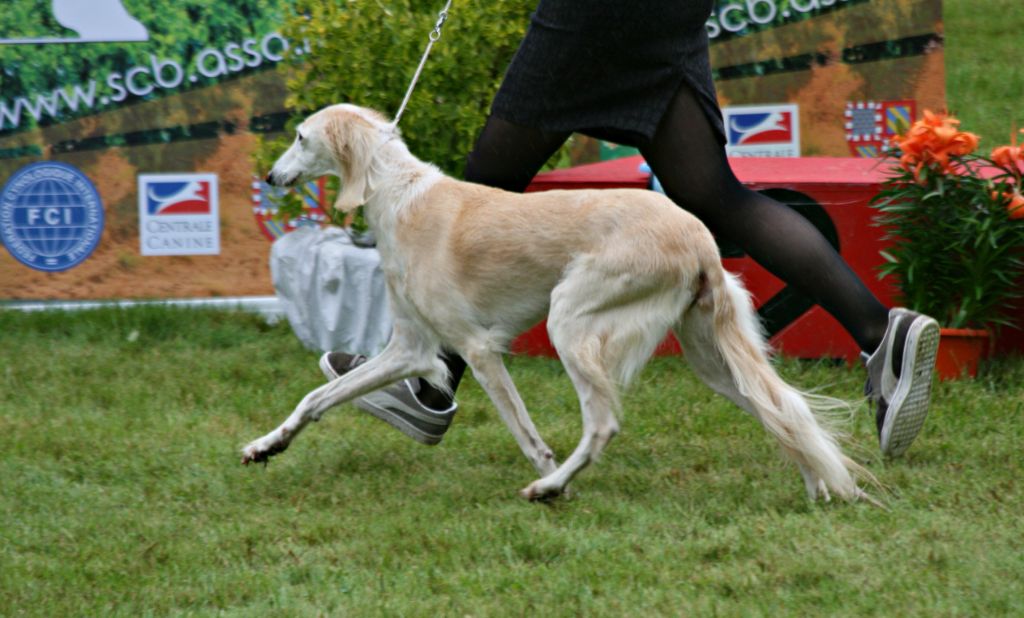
<box><xmin>257</xmin><ymin>0</ymin><xmax>540</xmax><ymax>182</ymax></box>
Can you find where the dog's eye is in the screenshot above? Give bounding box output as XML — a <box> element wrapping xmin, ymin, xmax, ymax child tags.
<box><xmin>297</xmin><ymin>131</ymin><xmax>305</xmax><ymax>143</ymax></box>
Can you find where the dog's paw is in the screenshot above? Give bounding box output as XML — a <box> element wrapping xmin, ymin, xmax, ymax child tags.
<box><xmin>803</xmin><ymin>478</ymin><xmax>831</xmax><ymax>502</ymax></box>
<box><xmin>240</xmin><ymin>439</ymin><xmax>288</xmax><ymax>466</ymax></box>
<box><xmin>520</xmin><ymin>478</ymin><xmax>564</xmax><ymax>502</ymax></box>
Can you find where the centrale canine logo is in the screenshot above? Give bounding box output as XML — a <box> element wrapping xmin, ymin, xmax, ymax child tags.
<box><xmin>145</xmin><ymin>179</ymin><xmax>213</xmax><ymax>215</ymax></box>
<box><xmin>727</xmin><ymin>109</ymin><xmax>794</xmax><ymax>146</ymax></box>
<box><xmin>723</xmin><ymin>104</ymin><xmax>800</xmax><ymax>157</ymax></box>
<box><xmin>137</xmin><ymin>173</ymin><xmax>219</xmax><ymax>256</ymax></box>
<box><xmin>0</xmin><ymin>161</ymin><xmax>105</xmax><ymax>272</ymax></box>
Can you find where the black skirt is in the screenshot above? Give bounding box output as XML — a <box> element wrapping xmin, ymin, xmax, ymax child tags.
<box><xmin>491</xmin><ymin>0</ymin><xmax>724</xmax><ymax>146</ymax></box>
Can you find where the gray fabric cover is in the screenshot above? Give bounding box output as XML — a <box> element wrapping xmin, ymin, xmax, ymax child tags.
<box><xmin>270</xmin><ymin>226</ymin><xmax>392</xmax><ymax>355</ymax></box>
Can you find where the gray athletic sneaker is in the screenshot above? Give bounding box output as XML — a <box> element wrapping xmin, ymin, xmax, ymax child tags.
<box><xmin>318</xmin><ymin>352</ymin><xmax>456</xmax><ymax>445</ymax></box>
<box><xmin>862</xmin><ymin>307</ymin><xmax>941</xmax><ymax>457</ymax></box>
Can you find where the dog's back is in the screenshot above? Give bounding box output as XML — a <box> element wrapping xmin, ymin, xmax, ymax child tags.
<box><xmin>393</xmin><ymin>179</ymin><xmax>717</xmax><ymax>343</ymax></box>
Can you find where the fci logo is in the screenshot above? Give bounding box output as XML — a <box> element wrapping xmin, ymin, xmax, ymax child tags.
<box><xmin>0</xmin><ymin>161</ymin><xmax>105</xmax><ymax>272</ymax></box>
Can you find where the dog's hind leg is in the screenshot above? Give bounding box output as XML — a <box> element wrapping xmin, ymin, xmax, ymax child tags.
<box><xmin>673</xmin><ymin>310</ymin><xmax>833</xmax><ymax>500</ymax></box>
<box><xmin>672</xmin><ymin>267</ymin><xmax>868</xmax><ymax>502</ymax></box>
<box><xmin>241</xmin><ymin>328</ymin><xmax>442</xmax><ymax>465</ymax></box>
<box><xmin>519</xmin><ymin>278</ymin><xmax>663</xmax><ymax>499</ymax></box>
<box><xmin>519</xmin><ymin>340</ymin><xmax>621</xmax><ymax>500</ymax></box>
<box><xmin>518</xmin><ymin>258</ymin><xmax>687</xmax><ymax>500</ymax></box>
<box><xmin>463</xmin><ymin>347</ymin><xmax>558</xmax><ymax>477</ymax></box>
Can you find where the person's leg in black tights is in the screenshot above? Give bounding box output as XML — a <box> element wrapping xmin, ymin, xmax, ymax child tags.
<box><xmin>638</xmin><ymin>83</ymin><xmax>890</xmax><ymax>353</ymax></box>
<box><xmin>414</xmin><ymin>116</ymin><xmax>571</xmax><ymax>410</ymax></box>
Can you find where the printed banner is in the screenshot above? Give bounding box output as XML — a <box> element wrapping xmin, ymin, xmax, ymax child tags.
<box><xmin>0</xmin><ymin>0</ymin><xmax>301</xmax><ymax>300</ymax></box>
<box><xmin>708</xmin><ymin>0</ymin><xmax>944</xmax><ymax>157</ymax></box>
<box><xmin>1</xmin><ymin>0</ymin><xmax>944</xmax><ymax>301</ymax></box>
<box><xmin>595</xmin><ymin>0</ymin><xmax>944</xmax><ymax>161</ymax></box>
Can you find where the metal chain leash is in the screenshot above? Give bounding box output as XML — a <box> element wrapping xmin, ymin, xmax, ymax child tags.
<box><xmin>390</xmin><ymin>0</ymin><xmax>453</xmax><ymax>127</ymax></box>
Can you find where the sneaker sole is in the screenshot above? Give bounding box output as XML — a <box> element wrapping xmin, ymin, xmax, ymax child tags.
<box><xmin>879</xmin><ymin>315</ymin><xmax>940</xmax><ymax>457</ymax></box>
<box><xmin>317</xmin><ymin>353</ymin><xmax>451</xmax><ymax>446</ymax></box>
<box><xmin>355</xmin><ymin>391</ymin><xmax>448</xmax><ymax>445</ymax></box>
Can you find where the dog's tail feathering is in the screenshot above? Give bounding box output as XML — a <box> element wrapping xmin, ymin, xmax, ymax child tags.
<box><xmin>677</xmin><ymin>260</ymin><xmax>874</xmax><ymax>503</ymax></box>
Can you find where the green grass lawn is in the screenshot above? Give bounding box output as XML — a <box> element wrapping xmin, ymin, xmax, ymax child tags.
<box><xmin>2</xmin><ymin>4</ymin><xmax>1022</xmax><ymax>616</ymax></box>
<box><xmin>2</xmin><ymin>307</ymin><xmax>1023</xmax><ymax>616</ymax></box>
<box><xmin>945</xmin><ymin>0</ymin><xmax>1024</xmax><ymax>147</ymax></box>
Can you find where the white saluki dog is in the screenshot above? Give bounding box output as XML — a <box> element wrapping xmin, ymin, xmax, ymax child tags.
<box><xmin>243</xmin><ymin>103</ymin><xmax>873</xmax><ymax>503</ymax></box>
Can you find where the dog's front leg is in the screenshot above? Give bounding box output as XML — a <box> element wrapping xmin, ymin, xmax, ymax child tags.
<box><xmin>463</xmin><ymin>349</ymin><xmax>558</xmax><ymax>478</ymax></box>
<box><xmin>241</xmin><ymin>342</ymin><xmax>425</xmax><ymax>465</ymax></box>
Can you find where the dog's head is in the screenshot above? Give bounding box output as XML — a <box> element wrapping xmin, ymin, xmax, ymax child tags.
<box><xmin>266</xmin><ymin>104</ymin><xmax>394</xmax><ymax>212</ymax></box>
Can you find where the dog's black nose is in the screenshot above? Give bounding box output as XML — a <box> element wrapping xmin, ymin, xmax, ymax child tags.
<box><xmin>265</xmin><ymin>172</ymin><xmax>275</xmax><ymax>186</ymax></box>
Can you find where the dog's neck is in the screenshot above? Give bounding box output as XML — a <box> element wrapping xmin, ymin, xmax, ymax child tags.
<box><xmin>359</xmin><ymin>134</ymin><xmax>444</xmax><ymax>240</ymax></box>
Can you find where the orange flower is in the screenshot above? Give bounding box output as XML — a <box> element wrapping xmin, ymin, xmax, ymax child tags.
<box><xmin>894</xmin><ymin>111</ymin><xmax>979</xmax><ymax>180</ymax></box>
<box><xmin>920</xmin><ymin>109</ymin><xmax>957</xmax><ymax>130</ymax></box>
<box><xmin>991</xmin><ymin>145</ymin><xmax>1024</xmax><ymax>169</ymax></box>
<box><xmin>993</xmin><ymin>188</ymin><xmax>1024</xmax><ymax>219</ymax></box>
<box><xmin>1008</xmin><ymin>191</ymin><xmax>1024</xmax><ymax>220</ymax></box>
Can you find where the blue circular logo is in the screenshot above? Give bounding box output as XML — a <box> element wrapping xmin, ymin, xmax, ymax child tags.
<box><xmin>0</xmin><ymin>161</ymin><xmax>105</xmax><ymax>272</ymax></box>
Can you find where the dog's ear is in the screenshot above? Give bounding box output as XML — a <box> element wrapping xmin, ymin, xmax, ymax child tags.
<box><xmin>327</xmin><ymin>113</ymin><xmax>376</xmax><ymax>212</ymax></box>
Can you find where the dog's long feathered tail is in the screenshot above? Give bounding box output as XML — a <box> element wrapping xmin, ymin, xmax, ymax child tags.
<box><xmin>676</xmin><ymin>259</ymin><xmax>875</xmax><ymax>503</ymax></box>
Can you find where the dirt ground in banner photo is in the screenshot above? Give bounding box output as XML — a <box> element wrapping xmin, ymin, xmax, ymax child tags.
<box><xmin>0</xmin><ymin>133</ymin><xmax>277</xmax><ymax>300</ymax></box>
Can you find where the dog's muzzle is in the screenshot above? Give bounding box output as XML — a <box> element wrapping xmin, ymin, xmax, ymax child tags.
<box><xmin>265</xmin><ymin>171</ymin><xmax>296</xmax><ymax>187</ymax></box>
